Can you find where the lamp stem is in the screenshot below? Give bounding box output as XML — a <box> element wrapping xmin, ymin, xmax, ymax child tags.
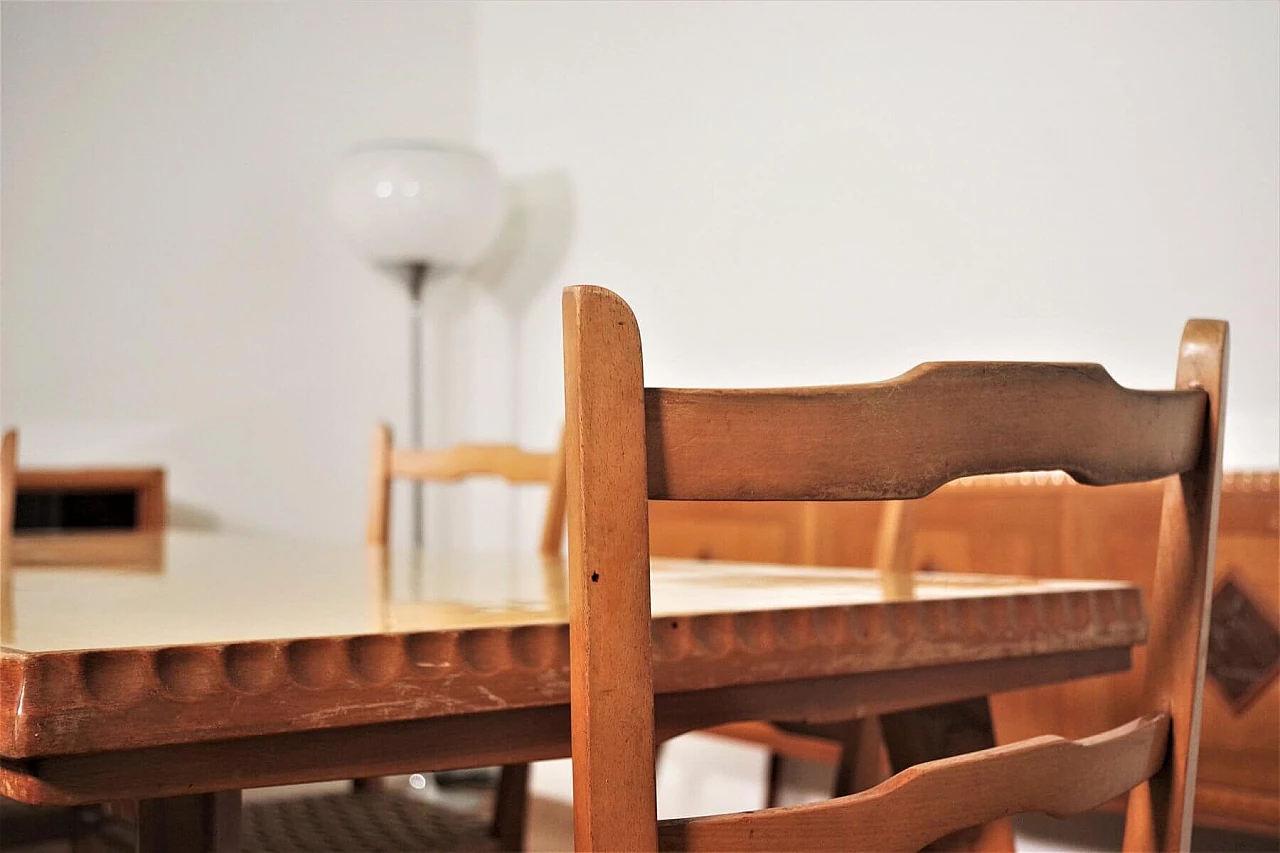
<box><xmin>406</xmin><ymin>262</ymin><xmax>429</xmax><ymax>551</ymax></box>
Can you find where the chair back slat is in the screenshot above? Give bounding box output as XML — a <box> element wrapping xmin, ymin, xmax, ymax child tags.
<box><xmin>645</xmin><ymin>364</ymin><xmax>1206</xmax><ymax>502</ymax></box>
<box><xmin>658</xmin><ymin>713</ymin><xmax>1169</xmax><ymax>853</ymax></box>
<box><xmin>391</xmin><ymin>444</ymin><xmax>558</xmax><ymax>484</ymax></box>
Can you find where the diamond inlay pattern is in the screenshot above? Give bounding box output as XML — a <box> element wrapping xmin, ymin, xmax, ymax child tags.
<box><xmin>1207</xmin><ymin>576</ymin><xmax>1280</xmax><ymax>715</ymax></box>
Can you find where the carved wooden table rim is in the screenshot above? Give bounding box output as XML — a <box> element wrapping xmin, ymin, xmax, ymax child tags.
<box><xmin>0</xmin><ymin>530</ymin><xmax>1148</xmax><ymax>851</ymax></box>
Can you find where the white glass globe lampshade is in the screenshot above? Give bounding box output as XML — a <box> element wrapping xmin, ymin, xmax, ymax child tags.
<box><xmin>331</xmin><ymin>142</ymin><xmax>506</xmax><ymax>268</ymax></box>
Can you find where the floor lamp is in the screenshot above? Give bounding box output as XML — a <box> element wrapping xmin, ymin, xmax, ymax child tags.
<box><xmin>332</xmin><ymin>141</ymin><xmax>505</xmax><ymax>548</ymax></box>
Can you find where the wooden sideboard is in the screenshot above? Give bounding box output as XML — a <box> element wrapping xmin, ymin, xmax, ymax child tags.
<box><xmin>649</xmin><ymin>471</ymin><xmax>1280</xmax><ymax>836</ymax></box>
<box><xmin>11</xmin><ymin>467</ymin><xmax>166</xmax><ymax>566</ymax></box>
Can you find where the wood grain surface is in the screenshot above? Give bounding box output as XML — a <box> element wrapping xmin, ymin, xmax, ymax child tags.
<box><xmin>563</xmin><ymin>283</ymin><xmax>659</xmax><ymax>851</ymax></box>
<box><xmin>644</xmin><ymin>364</ymin><xmax>1205</xmax><ymax>502</ymax></box>
<box><xmin>658</xmin><ymin>714</ymin><xmax>1169</xmax><ymax>852</ymax></box>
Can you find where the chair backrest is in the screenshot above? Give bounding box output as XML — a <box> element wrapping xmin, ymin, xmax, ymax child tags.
<box><xmin>366</xmin><ymin>423</ymin><xmax>567</xmax><ymax>557</ymax></box>
<box><xmin>562</xmin><ymin>285</ymin><xmax>1226</xmax><ymax>852</ymax></box>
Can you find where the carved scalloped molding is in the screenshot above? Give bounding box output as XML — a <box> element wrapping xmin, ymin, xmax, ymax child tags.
<box><xmin>0</xmin><ymin>587</ymin><xmax>1146</xmax><ymax>758</ymax></box>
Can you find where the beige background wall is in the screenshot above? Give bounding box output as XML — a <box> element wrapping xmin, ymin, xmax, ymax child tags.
<box><xmin>478</xmin><ymin>0</ymin><xmax>1279</xmax><ymax>470</ymax></box>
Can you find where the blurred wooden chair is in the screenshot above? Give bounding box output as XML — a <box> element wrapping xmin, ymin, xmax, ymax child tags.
<box><xmin>365</xmin><ymin>422</ymin><xmax>566</xmax><ymax>560</ymax></box>
<box><xmin>561</xmin><ymin>284</ymin><xmax>1226</xmax><ymax>852</ymax></box>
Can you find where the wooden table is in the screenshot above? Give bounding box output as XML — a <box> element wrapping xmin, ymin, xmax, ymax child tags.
<box><xmin>1</xmin><ymin>530</ymin><xmax>1147</xmax><ymax>849</ymax></box>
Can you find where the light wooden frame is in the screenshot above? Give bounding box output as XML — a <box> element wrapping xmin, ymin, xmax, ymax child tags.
<box><xmin>563</xmin><ymin>285</ymin><xmax>1226</xmax><ymax>852</ymax></box>
<box><xmin>366</xmin><ymin>423</ymin><xmax>566</xmax><ymax>558</ymax></box>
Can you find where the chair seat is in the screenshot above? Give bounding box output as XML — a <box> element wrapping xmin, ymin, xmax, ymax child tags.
<box><xmin>242</xmin><ymin>791</ymin><xmax>500</xmax><ymax>853</ymax></box>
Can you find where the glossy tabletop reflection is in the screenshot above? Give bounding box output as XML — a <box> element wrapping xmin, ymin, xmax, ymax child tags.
<box><xmin>3</xmin><ymin>530</ymin><xmax>1133</xmax><ymax>654</ymax></box>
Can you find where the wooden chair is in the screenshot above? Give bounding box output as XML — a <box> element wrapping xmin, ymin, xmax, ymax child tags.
<box><xmin>372</xmin><ymin>423</ymin><xmax>566</xmax><ymax>848</ymax></box>
<box><xmin>562</xmin><ymin>285</ymin><xmax>1226</xmax><ymax>852</ymax></box>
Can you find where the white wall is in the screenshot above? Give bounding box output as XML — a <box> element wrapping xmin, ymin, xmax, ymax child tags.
<box><xmin>1</xmin><ymin>1</ymin><xmax>481</xmax><ymax>542</ymax></box>
<box><xmin>478</xmin><ymin>0</ymin><xmax>1280</xmax><ymax>469</ymax></box>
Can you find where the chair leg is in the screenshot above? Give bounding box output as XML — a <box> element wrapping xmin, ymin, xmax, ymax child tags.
<box><xmin>135</xmin><ymin>791</ymin><xmax>241</xmax><ymax>853</ymax></box>
<box><xmin>832</xmin><ymin>716</ymin><xmax>887</xmax><ymax>797</ymax></box>
<box><xmin>491</xmin><ymin>763</ymin><xmax>530</xmax><ymax>852</ymax></box>
<box><xmin>765</xmin><ymin>752</ymin><xmax>785</xmax><ymax>808</ymax></box>
<box><xmin>880</xmin><ymin>697</ymin><xmax>1016</xmax><ymax>852</ymax></box>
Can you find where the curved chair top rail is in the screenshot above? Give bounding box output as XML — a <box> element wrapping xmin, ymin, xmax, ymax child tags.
<box><xmin>390</xmin><ymin>443</ymin><xmax>559</xmax><ymax>485</ymax></box>
<box><xmin>644</xmin><ymin>362</ymin><xmax>1206</xmax><ymax>501</ymax></box>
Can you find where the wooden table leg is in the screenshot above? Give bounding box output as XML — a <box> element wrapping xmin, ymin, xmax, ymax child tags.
<box><xmin>491</xmin><ymin>763</ymin><xmax>530</xmax><ymax>851</ymax></box>
<box><xmin>880</xmin><ymin>697</ymin><xmax>1016</xmax><ymax>852</ymax></box>
<box><xmin>135</xmin><ymin>791</ymin><xmax>240</xmax><ymax>853</ymax></box>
